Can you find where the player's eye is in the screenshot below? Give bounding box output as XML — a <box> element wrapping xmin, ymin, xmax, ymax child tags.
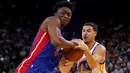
<box><xmin>87</xmin><ymin>29</ymin><xmax>91</xmax><ymax>32</ymax></box>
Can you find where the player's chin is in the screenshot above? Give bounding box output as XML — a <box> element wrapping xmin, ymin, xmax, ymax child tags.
<box><xmin>63</xmin><ymin>20</ymin><xmax>69</xmax><ymax>25</ymax></box>
<box><xmin>62</xmin><ymin>23</ymin><xmax>68</xmax><ymax>26</ymax></box>
<box><xmin>64</xmin><ymin>22</ymin><xmax>69</xmax><ymax>25</ymax></box>
<box><xmin>83</xmin><ymin>40</ymin><xmax>88</xmax><ymax>43</ymax></box>
<box><xmin>61</xmin><ymin>23</ymin><xmax>66</xmax><ymax>26</ymax></box>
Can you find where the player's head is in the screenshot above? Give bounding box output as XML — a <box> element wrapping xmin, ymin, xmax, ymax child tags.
<box><xmin>53</xmin><ymin>0</ymin><xmax>74</xmax><ymax>26</ymax></box>
<box><xmin>82</xmin><ymin>22</ymin><xmax>98</xmax><ymax>43</ymax></box>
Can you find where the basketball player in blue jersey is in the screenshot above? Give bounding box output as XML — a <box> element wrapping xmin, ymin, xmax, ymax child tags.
<box><xmin>59</xmin><ymin>22</ymin><xmax>107</xmax><ymax>73</ymax></box>
<box><xmin>15</xmin><ymin>1</ymin><xmax>77</xmax><ymax>73</ymax></box>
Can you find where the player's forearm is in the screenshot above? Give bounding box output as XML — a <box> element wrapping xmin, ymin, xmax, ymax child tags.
<box><xmin>53</xmin><ymin>36</ymin><xmax>76</xmax><ymax>49</ymax></box>
<box><xmin>58</xmin><ymin>36</ymin><xmax>76</xmax><ymax>48</ymax></box>
<box><xmin>59</xmin><ymin>57</ymin><xmax>74</xmax><ymax>73</ymax></box>
<box><xmin>84</xmin><ymin>47</ymin><xmax>100</xmax><ymax>69</ymax></box>
<box><xmin>91</xmin><ymin>68</ymin><xmax>101</xmax><ymax>73</ymax></box>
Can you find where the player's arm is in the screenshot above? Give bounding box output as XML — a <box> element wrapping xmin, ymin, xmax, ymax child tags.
<box><xmin>84</xmin><ymin>45</ymin><xmax>106</xmax><ymax>68</ymax></box>
<box><xmin>59</xmin><ymin>57</ymin><xmax>74</xmax><ymax>73</ymax></box>
<box><xmin>45</xmin><ymin>16</ymin><xmax>76</xmax><ymax>49</ymax></box>
<box><xmin>92</xmin><ymin>45</ymin><xmax>106</xmax><ymax>65</ymax></box>
<box><xmin>83</xmin><ymin>46</ymin><xmax>100</xmax><ymax>69</ymax></box>
<box><xmin>91</xmin><ymin>68</ymin><xmax>102</xmax><ymax>73</ymax></box>
<box><xmin>84</xmin><ymin>44</ymin><xmax>106</xmax><ymax>73</ymax></box>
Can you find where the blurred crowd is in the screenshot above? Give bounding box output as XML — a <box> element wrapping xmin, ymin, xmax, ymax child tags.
<box><xmin>0</xmin><ymin>15</ymin><xmax>130</xmax><ymax>73</ymax></box>
<box><xmin>103</xmin><ymin>24</ymin><xmax>130</xmax><ymax>73</ymax></box>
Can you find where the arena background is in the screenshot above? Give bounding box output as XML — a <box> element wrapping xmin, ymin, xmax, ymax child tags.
<box><xmin>0</xmin><ymin>0</ymin><xmax>130</xmax><ymax>73</ymax></box>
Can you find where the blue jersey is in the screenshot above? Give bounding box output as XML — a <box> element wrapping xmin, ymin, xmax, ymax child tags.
<box><xmin>16</xmin><ymin>29</ymin><xmax>61</xmax><ymax>73</ymax></box>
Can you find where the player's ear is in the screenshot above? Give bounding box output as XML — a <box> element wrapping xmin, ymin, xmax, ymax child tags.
<box><xmin>94</xmin><ymin>31</ymin><xmax>97</xmax><ymax>36</ymax></box>
<box><xmin>95</xmin><ymin>32</ymin><xmax>97</xmax><ymax>36</ymax></box>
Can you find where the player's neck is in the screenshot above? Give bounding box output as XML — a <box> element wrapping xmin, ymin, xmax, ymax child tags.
<box><xmin>87</xmin><ymin>40</ymin><xmax>95</xmax><ymax>50</ymax></box>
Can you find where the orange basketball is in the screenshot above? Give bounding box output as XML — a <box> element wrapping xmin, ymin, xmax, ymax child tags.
<box><xmin>63</xmin><ymin>48</ymin><xmax>84</xmax><ymax>62</ymax></box>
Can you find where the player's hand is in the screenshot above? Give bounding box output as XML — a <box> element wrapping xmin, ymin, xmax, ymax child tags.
<box><xmin>59</xmin><ymin>56</ymin><xmax>74</xmax><ymax>73</ymax></box>
<box><xmin>59</xmin><ymin>56</ymin><xmax>73</xmax><ymax>66</ymax></box>
<box><xmin>71</xmin><ymin>39</ymin><xmax>88</xmax><ymax>51</ymax></box>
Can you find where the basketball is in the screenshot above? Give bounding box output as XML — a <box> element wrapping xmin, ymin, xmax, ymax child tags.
<box><xmin>63</xmin><ymin>48</ymin><xmax>84</xmax><ymax>62</ymax></box>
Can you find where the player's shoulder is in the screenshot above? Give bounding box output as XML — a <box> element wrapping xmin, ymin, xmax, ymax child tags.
<box><xmin>45</xmin><ymin>16</ymin><xmax>60</xmax><ymax>22</ymax></box>
<box><xmin>42</xmin><ymin>16</ymin><xmax>61</xmax><ymax>27</ymax></box>
<box><xmin>96</xmin><ymin>42</ymin><xmax>106</xmax><ymax>52</ymax></box>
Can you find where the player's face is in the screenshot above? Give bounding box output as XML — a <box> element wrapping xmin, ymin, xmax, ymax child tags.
<box><xmin>56</xmin><ymin>7</ymin><xmax>72</xmax><ymax>26</ymax></box>
<box><xmin>82</xmin><ymin>25</ymin><xmax>96</xmax><ymax>43</ymax></box>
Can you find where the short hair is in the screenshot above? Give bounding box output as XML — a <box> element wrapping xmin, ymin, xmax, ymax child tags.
<box><xmin>52</xmin><ymin>0</ymin><xmax>75</xmax><ymax>15</ymax></box>
<box><xmin>83</xmin><ymin>22</ymin><xmax>98</xmax><ymax>32</ymax></box>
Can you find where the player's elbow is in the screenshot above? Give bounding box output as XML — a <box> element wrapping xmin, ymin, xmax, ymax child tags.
<box><xmin>54</xmin><ymin>41</ymin><xmax>62</xmax><ymax>48</ymax></box>
<box><xmin>51</xmin><ymin>38</ymin><xmax>62</xmax><ymax>48</ymax></box>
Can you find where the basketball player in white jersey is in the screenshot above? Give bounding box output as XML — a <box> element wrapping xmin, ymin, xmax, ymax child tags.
<box><xmin>59</xmin><ymin>22</ymin><xmax>107</xmax><ymax>73</ymax></box>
